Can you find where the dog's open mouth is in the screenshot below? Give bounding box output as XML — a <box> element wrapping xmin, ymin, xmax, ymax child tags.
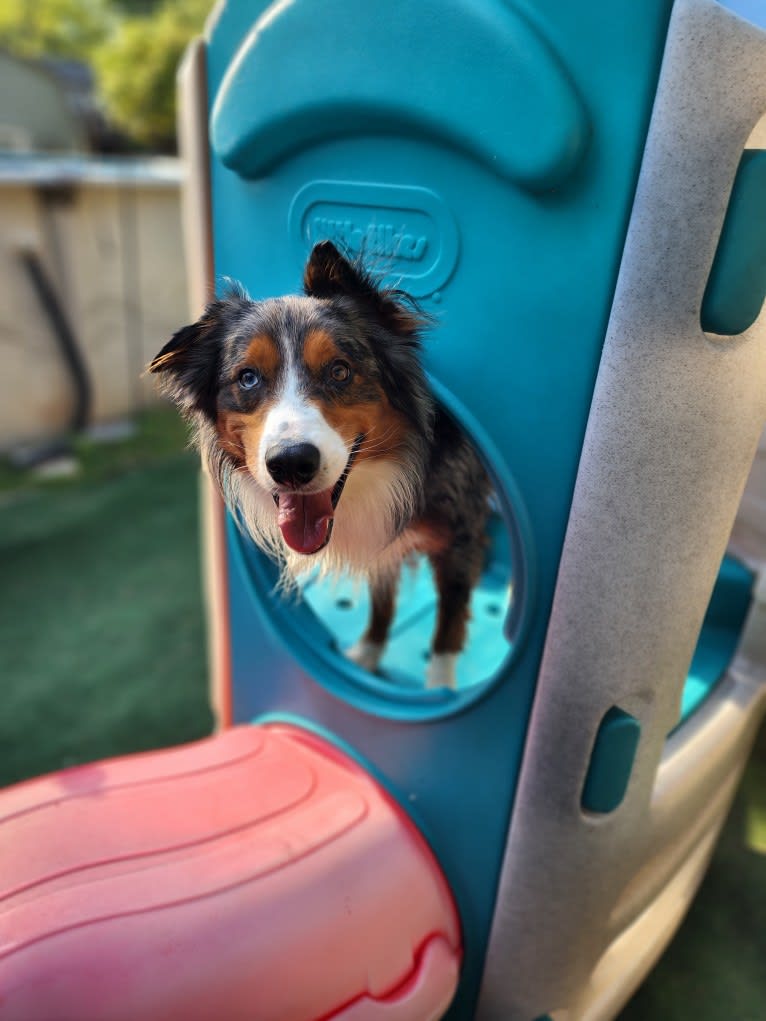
<box><xmin>273</xmin><ymin>435</ymin><xmax>363</xmax><ymax>555</ymax></box>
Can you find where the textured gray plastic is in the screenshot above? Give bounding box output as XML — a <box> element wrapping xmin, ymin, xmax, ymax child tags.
<box><xmin>477</xmin><ymin>1</ymin><xmax>766</xmax><ymax>1017</ymax></box>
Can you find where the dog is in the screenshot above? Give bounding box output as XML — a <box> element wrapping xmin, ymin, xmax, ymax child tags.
<box><xmin>149</xmin><ymin>241</ymin><xmax>490</xmax><ymax>689</ymax></box>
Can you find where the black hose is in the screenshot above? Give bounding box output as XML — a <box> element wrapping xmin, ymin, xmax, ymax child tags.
<box><xmin>18</xmin><ymin>248</ymin><xmax>92</xmax><ymax>434</ymax></box>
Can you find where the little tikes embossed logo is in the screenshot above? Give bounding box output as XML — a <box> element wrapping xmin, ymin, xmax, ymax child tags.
<box><xmin>309</xmin><ymin>217</ymin><xmax>428</xmax><ymax>263</ymax></box>
<box><xmin>289</xmin><ymin>181</ymin><xmax>459</xmax><ymax>299</ymax></box>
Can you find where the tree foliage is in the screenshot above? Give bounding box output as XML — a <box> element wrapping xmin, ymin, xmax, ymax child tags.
<box><xmin>0</xmin><ymin>0</ymin><xmax>210</xmax><ymax>151</ymax></box>
<box><xmin>94</xmin><ymin>0</ymin><xmax>209</xmax><ymax>150</ymax></box>
<box><xmin>0</xmin><ymin>0</ymin><xmax>114</xmax><ymax>61</ymax></box>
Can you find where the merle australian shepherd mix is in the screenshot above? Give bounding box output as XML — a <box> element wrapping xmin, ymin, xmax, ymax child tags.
<box><xmin>150</xmin><ymin>241</ymin><xmax>489</xmax><ymax>689</ymax></box>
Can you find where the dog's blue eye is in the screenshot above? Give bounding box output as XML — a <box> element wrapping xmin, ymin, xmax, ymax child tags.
<box><xmin>238</xmin><ymin>368</ymin><xmax>261</xmax><ymax>390</ymax></box>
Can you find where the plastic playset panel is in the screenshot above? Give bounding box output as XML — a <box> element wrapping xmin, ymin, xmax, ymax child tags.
<box><xmin>209</xmin><ymin>1</ymin><xmax>765</xmax><ymax>1016</ymax></box>
<box><xmin>206</xmin><ymin>6</ymin><xmax>679</xmax><ymax>1016</ymax></box>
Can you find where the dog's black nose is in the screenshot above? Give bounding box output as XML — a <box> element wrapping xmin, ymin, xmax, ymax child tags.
<box><xmin>265</xmin><ymin>443</ymin><xmax>321</xmax><ymax>487</ymax></box>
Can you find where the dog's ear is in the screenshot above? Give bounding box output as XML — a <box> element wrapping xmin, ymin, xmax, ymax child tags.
<box><xmin>303</xmin><ymin>241</ymin><xmax>426</xmax><ymax>338</ymax></box>
<box><xmin>373</xmin><ymin>329</ymin><xmax>435</xmax><ymax>442</ymax></box>
<box><xmin>148</xmin><ymin>298</ymin><xmax>241</xmax><ymax>421</ymax></box>
<box><xmin>303</xmin><ymin>240</ymin><xmax>360</xmax><ymax>299</ymax></box>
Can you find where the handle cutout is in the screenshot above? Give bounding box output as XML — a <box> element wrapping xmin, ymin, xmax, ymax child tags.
<box><xmin>582</xmin><ymin>707</ymin><xmax>641</xmax><ymax>814</ymax></box>
<box><xmin>701</xmin><ymin>149</ymin><xmax>766</xmax><ymax>336</ymax></box>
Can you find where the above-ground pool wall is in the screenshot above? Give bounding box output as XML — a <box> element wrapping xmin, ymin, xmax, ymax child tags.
<box><xmin>0</xmin><ymin>159</ymin><xmax>188</xmax><ymax>449</ymax></box>
<box><xmin>479</xmin><ymin>1</ymin><xmax>766</xmax><ymax>1018</ymax></box>
<box><xmin>202</xmin><ymin>1</ymin><xmax>678</xmax><ymax>1016</ymax></box>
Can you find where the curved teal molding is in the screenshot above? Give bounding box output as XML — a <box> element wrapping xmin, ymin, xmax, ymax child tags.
<box><xmin>210</xmin><ymin>0</ymin><xmax>590</xmax><ymax>192</ymax></box>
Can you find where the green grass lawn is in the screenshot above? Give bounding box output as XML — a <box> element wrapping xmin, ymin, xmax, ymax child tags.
<box><xmin>1</xmin><ymin>406</ymin><xmax>763</xmax><ymax>1017</ymax></box>
<box><xmin>0</xmin><ymin>408</ymin><xmax>213</xmax><ymax>785</ymax></box>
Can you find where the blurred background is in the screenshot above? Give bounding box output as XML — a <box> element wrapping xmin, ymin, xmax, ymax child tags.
<box><xmin>0</xmin><ymin>2</ymin><xmax>762</xmax><ymax>1018</ymax></box>
<box><xmin>0</xmin><ymin>0</ymin><xmax>213</xmax><ymax>785</ymax></box>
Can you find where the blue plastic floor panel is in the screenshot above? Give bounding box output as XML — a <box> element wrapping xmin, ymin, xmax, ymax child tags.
<box><xmin>301</xmin><ymin>557</ymin><xmax>512</xmax><ymax>691</ymax></box>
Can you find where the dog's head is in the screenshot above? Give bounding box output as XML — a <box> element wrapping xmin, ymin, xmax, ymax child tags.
<box><xmin>150</xmin><ymin>242</ymin><xmax>433</xmax><ymax>564</ymax></box>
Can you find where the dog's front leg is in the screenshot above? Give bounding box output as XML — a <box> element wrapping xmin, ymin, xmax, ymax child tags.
<box><xmin>345</xmin><ymin>567</ymin><xmax>400</xmax><ymax>674</ymax></box>
<box><xmin>427</xmin><ymin>548</ymin><xmax>483</xmax><ymax>690</ymax></box>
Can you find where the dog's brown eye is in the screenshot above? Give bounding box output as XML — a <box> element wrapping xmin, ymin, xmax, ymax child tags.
<box><xmin>329</xmin><ymin>360</ymin><xmax>351</xmax><ymax>383</ymax></box>
<box><xmin>238</xmin><ymin>368</ymin><xmax>261</xmax><ymax>390</ymax></box>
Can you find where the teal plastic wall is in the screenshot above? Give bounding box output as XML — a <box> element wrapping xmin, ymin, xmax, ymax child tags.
<box><xmin>205</xmin><ymin>1</ymin><xmax>675</xmax><ymax>1014</ymax></box>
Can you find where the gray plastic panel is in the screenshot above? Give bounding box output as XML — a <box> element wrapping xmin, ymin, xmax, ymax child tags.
<box><xmin>477</xmin><ymin>1</ymin><xmax>766</xmax><ymax>1017</ymax></box>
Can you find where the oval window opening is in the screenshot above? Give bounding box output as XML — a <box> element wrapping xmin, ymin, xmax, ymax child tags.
<box><xmin>280</xmin><ymin>391</ymin><xmax>525</xmax><ymax>704</ymax></box>
<box><xmin>298</xmin><ymin>487</ymin><xmax>514</xmax><ymax>694</ymax></box>
<box><xmin>230</xmin><ymin>387</ymin><xmax>531</xmax><ymax>719</ymax></box>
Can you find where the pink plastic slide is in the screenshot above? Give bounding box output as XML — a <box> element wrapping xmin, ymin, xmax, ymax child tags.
<box><xmin>0</xmin><ymin>724</ymin><xmax>461</xmax><ymax>1020</ymax></box>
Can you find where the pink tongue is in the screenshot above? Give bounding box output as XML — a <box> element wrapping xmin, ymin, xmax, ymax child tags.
<box><xmin>277</xmin><ymin>490</ymin><xmax>334</xmax><ymax>554</ymax></box>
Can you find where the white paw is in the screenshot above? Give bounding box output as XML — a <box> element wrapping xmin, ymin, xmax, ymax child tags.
<box><xmin>345</xmin><ymin>639</ymin><xmax>384</xmax><ymax>673</ymax></box>
<box><xmin>426</xmin><ymin>653</ymin><xmax>458</xmax><ymax>690</ymax></box>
